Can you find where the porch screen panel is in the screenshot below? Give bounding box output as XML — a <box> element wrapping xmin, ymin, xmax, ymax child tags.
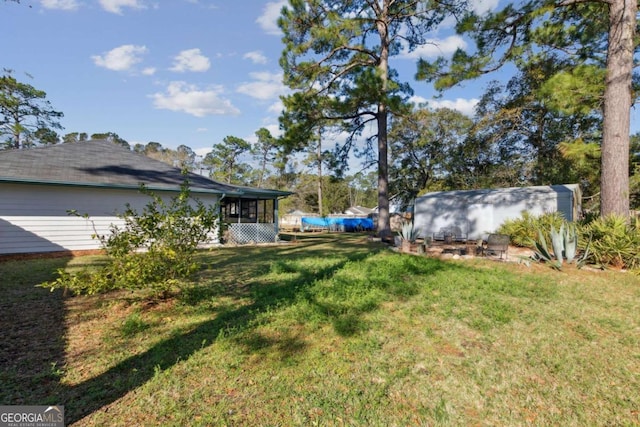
<box><xmin>258</xmin><ymin>199</ymin><xmax>275</xmax><ymax>223</ymax></box>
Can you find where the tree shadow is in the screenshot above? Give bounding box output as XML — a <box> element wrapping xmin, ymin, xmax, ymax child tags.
<box><xmin>3</xmin><ymin>234</ymin><xmax>448</xmax><ymax>425</ymax></box>
<box><xmin>59</xmin><ymin>235</ymin><xmax>381</xmax><ymax>424</ymax></box>
<box><xmin>0</xmin><ymin>257</ymin><xmax>70</xmax><ymax>406</ymax></box>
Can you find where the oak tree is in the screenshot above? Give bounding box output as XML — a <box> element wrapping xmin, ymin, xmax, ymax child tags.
<box><xmin>389</xmin><ymin>107</ymin><xmax>473</xmax><ymax>200</ymax></box>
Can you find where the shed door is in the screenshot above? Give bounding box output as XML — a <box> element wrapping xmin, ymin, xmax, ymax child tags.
<box><xmin>467</xmin><ymin>203</ymin><xmax>494</xmax><ymax>240</ymax></box>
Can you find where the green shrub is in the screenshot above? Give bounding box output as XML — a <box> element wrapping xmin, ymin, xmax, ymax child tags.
<box><xmin>41</xmin><ymin>179</ymin><xmax>218</xmax><ymax>298</ymax></box>
<box><xmin>497</xmin><ymin>211</ymin><xmax>566</xmax><ymax>248</ymax></box>
<box><xmin>44</xmin><ymin>267</ymin><xmax>116</xmax><ymax>295</ymax></box>
<box><xmin>580</xmin><ymin>215</ymin><xmax>640</xmax><ymax>270</ymax></box>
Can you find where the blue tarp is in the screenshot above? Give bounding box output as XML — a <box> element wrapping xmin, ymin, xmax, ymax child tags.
<box><xmin>301</xmin><ymin>217</ymin><xmax>374</xmax><ymax>232</ymax></box>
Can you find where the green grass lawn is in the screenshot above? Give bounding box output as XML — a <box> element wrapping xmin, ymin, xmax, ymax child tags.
<box><xmin>1</xmin><ymin>233</ymin><xmax>639</xmax><ymax>426</ymax></box>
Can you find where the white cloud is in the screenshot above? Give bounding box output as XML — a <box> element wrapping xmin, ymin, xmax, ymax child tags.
<box><xmin>263</xmin><ymin>123</ymin><xmax>282</xmax><ymax>138</ymax></box>
<box><xmin>400</xmin><ymin>35</ymin><xmax>467</xmax><ymax>59</ymax></box>
<box><xmin>150</xmin><ymin>81</ymin><xmax>240</xmax><ymax>117</ymax></box>
<box><xmin>256</xmin><ymin>0</ymin><xmax>287</xmax><ymax>35</ymax></box>
<box><xmin>428</xmin><ymin>98</ymin><xmax>479</xmax><ymax>116</ymax></box>
<box><xmin>196</xmin><ymin>127</ymin><xmax>208</xmax><ymax>133</ymax></box>
<box><xmin>469</xmin><ymin>0</ymin><xmax>500</xmax><ymax>15</ymax></box>
<box><xmin>184</xmin><ymin>0</ymin><xmax>218</xmax><ymax>8</ymax></box>
<box><xmin>267</xmin><ymin>99</ymin><xmax>284</xmax><ymax>115</ymax></box>
<box><xmin>408</xmin><ymin>95</ymin><xmax>428</xmax><ymax>106</ymax></box>
<box><xmin>237</xmin><ymin>71</ymin><xmax>285</xmax><ymax>100</ymax></box>
<box><xmin>170</xmin><ymin>48</ymin><xmax>211</xmax><ymax>73</ymax></box>
<box><xmin>243</xmin><ymin>51</ymin><xmax>268</xmax><ymax>65</ymax></box>
<box><xmin>41</xmin><ymin>0</ymin><xmax>79</xmax><ymax>10</ymax></box>
<box><xmin>141</xmin><ymin>67</ymin><xmax>156</xmax><ymax>76</ymax></box>
<box><xmin>409</xmin><ymin>95</ymin><xmax>478</xmax><ymax>116</ymax></box>
<box><xmin>92</xmin><ymin>44</ymin><xmax>148</xmax><ymax>71</ymax></box>
<box><xmin>99</xmin><ymin>0</ymin><xmax>146</xmax><ymax>14</ymax></box>
<box><xmin>194</xmin><ymin>147</ymin><xmax>212</xmax><ymax>157</ymax></box>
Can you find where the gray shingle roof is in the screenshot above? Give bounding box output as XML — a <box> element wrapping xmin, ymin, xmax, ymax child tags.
<box><xmin>0</xmin><ymin>141</ymin><xmax>291</xmax><ymax>198</ymax></box>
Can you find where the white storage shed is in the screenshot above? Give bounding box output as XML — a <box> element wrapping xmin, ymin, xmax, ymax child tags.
<box><xmin>413</xmin><ymin>184</ymin><xmax>581</xmax><ymax>240</ymax></box>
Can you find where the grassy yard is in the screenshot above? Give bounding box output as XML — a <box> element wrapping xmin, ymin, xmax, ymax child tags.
<box><xmin>1</xmin><ymin>233</ymin><xmax>639</xmax><ymax>426</ymax></box>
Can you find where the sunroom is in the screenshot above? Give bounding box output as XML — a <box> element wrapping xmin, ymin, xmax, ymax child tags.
<box><xmin>220</xmin><ymin>190</ymin><xmax>291</xmax><ymax>245</ymax></box>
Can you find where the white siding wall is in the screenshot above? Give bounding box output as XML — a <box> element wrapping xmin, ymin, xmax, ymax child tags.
<box><xmin>0</xmin><ymin>183</ymin><xmax>219</xmax><ymax>255</ymax></box>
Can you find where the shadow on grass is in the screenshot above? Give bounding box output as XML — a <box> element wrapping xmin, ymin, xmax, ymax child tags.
<box><xmin>1</xmin><ymin>234</ymin><xmax>462</xmax><ymax>424</ymax></box>
<box><xmin>0</xmin><ymin>257</ymin><xmax>70</xmax><ymax>406</ymax></box>
<box><xmin>60</xmin><ymin>234</ymin><xmax>389</xmax><ymax>423</ymax></box>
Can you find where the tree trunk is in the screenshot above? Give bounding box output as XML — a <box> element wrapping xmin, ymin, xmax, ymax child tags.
<box><xmin>317</xmin><ymin>130</ymin><xmax>323</xmax><ymax>216</ymax></box>
<box><xmin>600</xmin><ymin>0</ymin><xmax>635</xmax><ymax>218</ymax></box>
<box><xmin>259</xmin><ymin>155</ymin><xmax>266</xmax><ymax>188</ymax></box>
<box><xmin>378</xmin><ymin>108</ymin><xmax>391</xmax><ymax>237</ymax></box>
<box><xmin>376</xmin><ymin>1</ymin><xmax>392</xmax><ymax>238</ymax></box>
<box><xmin>12</xmin><ymin>111</ymin><xmax>21</xmax><ymax>149</ymax></box>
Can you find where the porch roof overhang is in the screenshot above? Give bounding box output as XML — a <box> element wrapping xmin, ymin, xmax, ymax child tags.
<box><xmin>221</xmin><ymin>186</ymin><xmax>294</xmax><ymax>199</ymax></box>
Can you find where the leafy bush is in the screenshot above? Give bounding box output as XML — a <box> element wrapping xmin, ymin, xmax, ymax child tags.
<box><xmin>497</xmin><ymin>211</ymin><xmax>566</xmax><ymax>248</ymax></box>
<box><xmin>581</xmin><ymin>215</ymin><xmax>640</xmax><ymax>270</ymax></box>
<box><xmin>41</xmin><ymin>179</ymin><xmax>219</xmax><ymax>298</ymax></box>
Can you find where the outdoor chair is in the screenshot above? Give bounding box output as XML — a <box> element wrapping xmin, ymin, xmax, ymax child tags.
<box><xmin>482</xmin><ymin>234</ymin><xmax>510</xmax><ymax>259</ymax></box>
<box><xmin>433</xmin><ymin>226</ymin><xmax>467</xmax><ymax>244</ymax></box>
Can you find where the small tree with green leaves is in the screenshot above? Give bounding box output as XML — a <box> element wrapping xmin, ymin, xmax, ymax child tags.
<box><xmin>42</xmin><ymin>179</ymin><xmax>219</xmax><ymax>298</ymax></box>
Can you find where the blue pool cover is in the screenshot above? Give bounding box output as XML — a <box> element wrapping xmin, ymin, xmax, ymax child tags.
<box><xmin>301</xmin><ymin>217</ymin><xmax>374</xmax><ymax>232</ymax></box>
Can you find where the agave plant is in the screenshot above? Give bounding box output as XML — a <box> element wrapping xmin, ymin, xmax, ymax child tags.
<box><xmin>398</xmin><ymin>220</ymin><xmax>419</xmax><ymax>243</ymax></box>
<box><xmin>533</xmin><ymin>221</ymin><xmax>589</xmax><ymax>270</ymax></box>
<box><xmin>563</xmin><ymin>222</ymin><xmax>578</xmax><ymax>263</ymax></box>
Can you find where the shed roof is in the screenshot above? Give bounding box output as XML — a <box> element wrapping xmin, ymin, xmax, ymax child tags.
<box><xmin>0</xmin><ymin>141</ymin><xmax>291</xmax><ymax>198</ymax></box>
<box><xmin>416</xmin><ymin>184</ymin><xmax>579</xmax><ymax>201</ymax></box>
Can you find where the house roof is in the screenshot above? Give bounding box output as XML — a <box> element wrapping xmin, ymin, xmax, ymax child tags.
<box><xmin>0</xmin><ymin>141</ymin><xmax>292</xmax><ymax>199</ymax></box>
<box><xmin>345</xmin><ymin>206</ymin><xmax>374</xmax><ymax>215</ymax></box>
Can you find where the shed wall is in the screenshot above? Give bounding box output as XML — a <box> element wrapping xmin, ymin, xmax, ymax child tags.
<box><xmin>0</xmin><ymin>183</ymin><xmax>219</xmax><ymax>255</ymax></box>
<box><xmin>414</xmin><ymin>185</ymin><xmax>579</xmax><ymax>240</ymax></box>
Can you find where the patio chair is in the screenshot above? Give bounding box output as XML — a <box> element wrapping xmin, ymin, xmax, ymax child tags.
<box><xmin>433</xmin><ymin>225</ymin><xmax>467</xmax><ymax>244</ymax></box>
<box><xmin>482</xmin><ymin>234</ymin><xmax>510</xmax><ymax>259</ymax></box>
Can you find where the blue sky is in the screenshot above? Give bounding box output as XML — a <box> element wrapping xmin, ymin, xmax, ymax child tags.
<box><xmin>3</xmin><ymin>0</ymin><xmax>635</xmax><ymax>168</ymax></box>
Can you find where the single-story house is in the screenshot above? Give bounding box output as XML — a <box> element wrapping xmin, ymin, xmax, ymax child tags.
<box><xmin>413</xmin><ymin>184</ymin><xmax>581</xmax><ymax>240</ymax></box>
<box><xmin>344</xmin><ymin>206</ymin><xmax>374</xmax><ymax>216</ymax></box>
<box><xmin>0</xmin><ymin>141</ymin><xmax>291</xmax><ymax>255</ymax></box>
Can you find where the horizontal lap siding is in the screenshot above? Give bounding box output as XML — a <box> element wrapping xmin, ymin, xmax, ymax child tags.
<box><xmin>0</xmin><ymin>216</ymin><xmax>124</xmax><ymax>253</ymax></box>
<box><xmin>0</xmin><ymin>183</ymin><xmax>219</xmax><ymax>254</ymax></box>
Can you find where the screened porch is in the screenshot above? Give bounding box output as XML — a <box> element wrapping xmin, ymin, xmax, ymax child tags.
<box><xmin>221</xmin><ymin>197</ymin><xmax>280</xmax><ymax>244</ymax></box>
